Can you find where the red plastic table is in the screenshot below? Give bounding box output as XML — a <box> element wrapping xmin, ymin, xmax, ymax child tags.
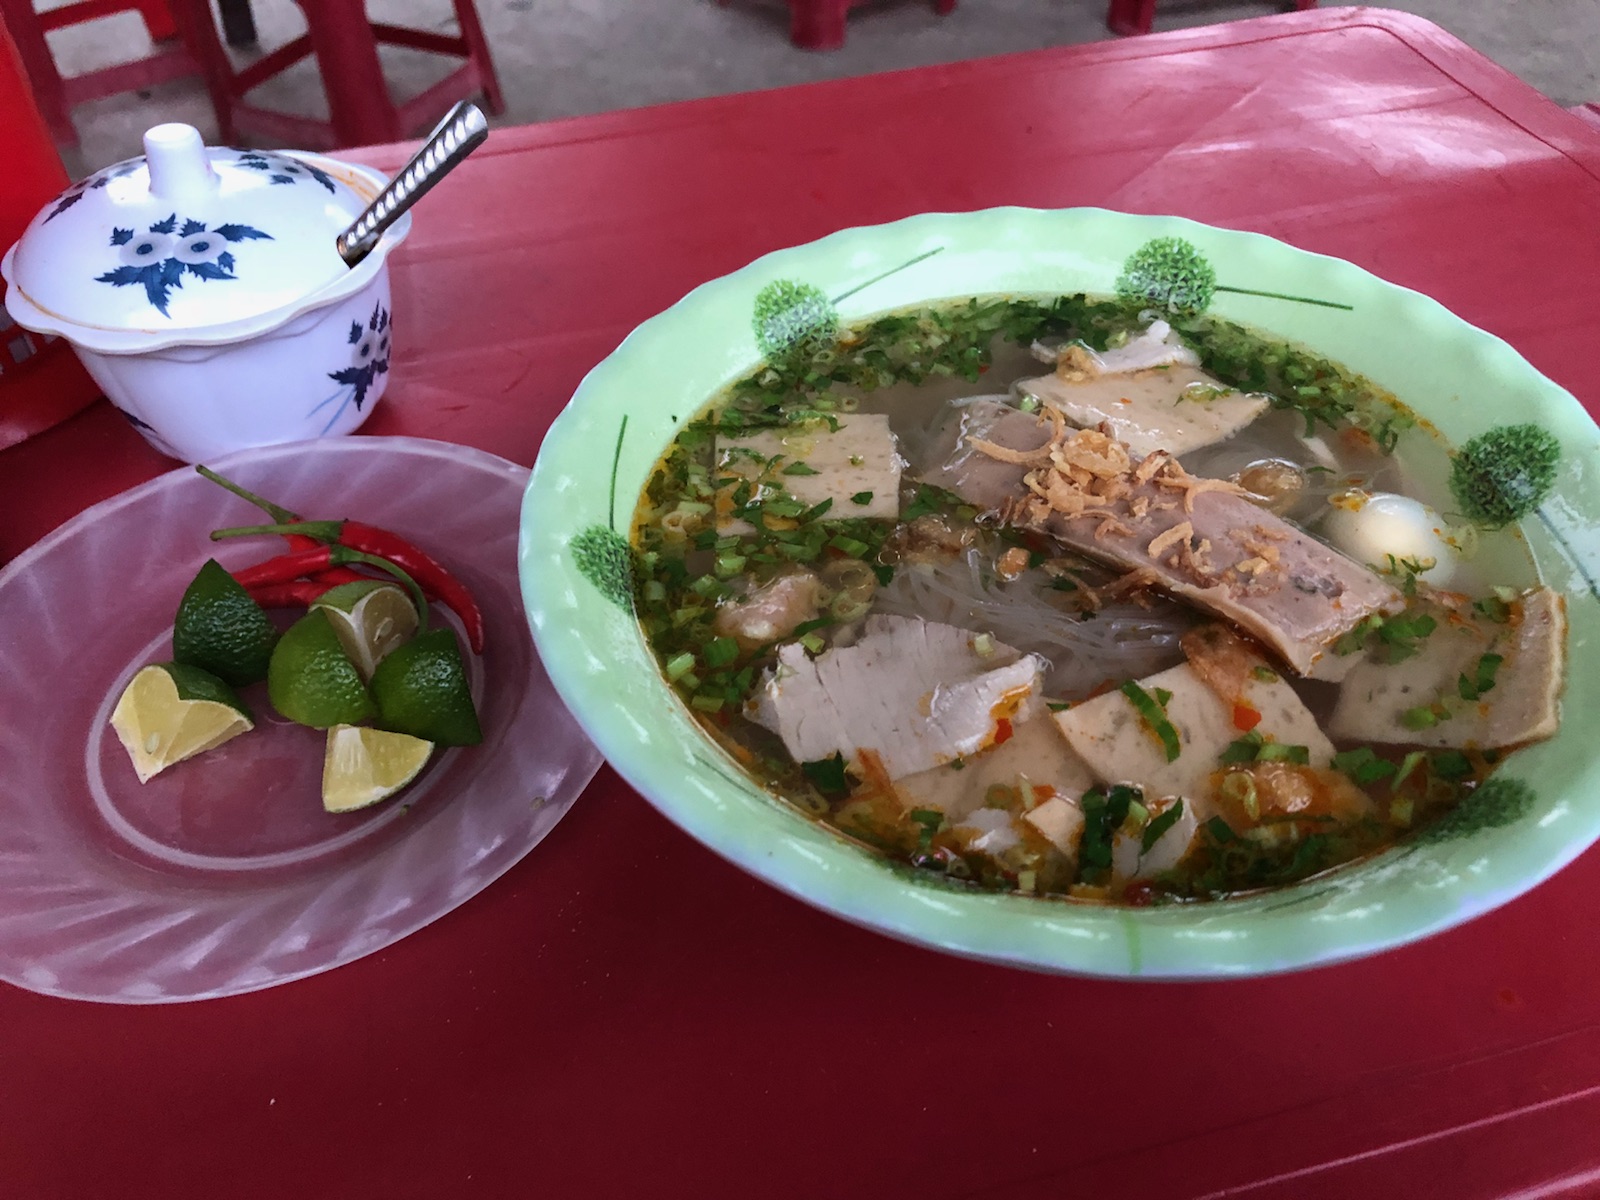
<box><xmin>5</xmin><ymin>9</ymin><xmax>1600</xmax><ymax>1197</ymax></box>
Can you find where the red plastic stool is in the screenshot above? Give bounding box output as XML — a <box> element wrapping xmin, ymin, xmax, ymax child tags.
<box><xmin>718</xmin><ymin>0</ymin><xmax>957</xmax><ymax>52</ymax></box>
<box><xmin>0</xmin><ymin>0</ymin><xmax>223</xmax><ymax>146</ymax></box>
<box><xmin>174</xmin><ymin>0</ymin><xmax>503</xmax><ymax>149</ymax></box>
<box><xmin>1107</xmin><ymin>0</ymin><xmax>1316</xmax><ymax>36</ymax></box>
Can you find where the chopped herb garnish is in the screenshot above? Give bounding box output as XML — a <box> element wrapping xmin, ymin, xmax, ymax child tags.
<box><xmin>1392</xmin><ymin>750</ymin><xmax>1428</xmax><ymax>792</ymax></box>
<box><xmin>1141</xmin><ymin>799</ymin><xmax>1185</xmax><ymax>854</ymax></box>
<box><xmin>1078</xmin><ymin>784</ymin><xmax>1141</xmax><ymax>878</ymax></box>
<box><xmin>1431</xmin><ymin>750</ymin><xmax>1473</xmax><ymax>781</ymax></box>
<box><xmin>1458</xmin><ymin>652</ymin><xmax>1503</xmax><ymax>701</ymax></box>
<box><xmin>801</xmin><ymin>754</ymin><xmax>850</xmax><ymax>795</ymax></box>
<box><xmin>781</xmin><ymin>461</ymin><xmax>819</xmax><ymax>476</ymax></box>
<box><xmin>1473</xmin><ymin>596</ymin><xmax>1513</xmax><ymax>624</ymax></box>
<box><xmin>1046</xmin><ymin>701</ymin><xmax>1071</xmax><ymax>712</ymax></box>
<box><xmin>1331</xmin><ymin>746</ymin><xmax>1397</xmax><ymax>786</ymax></box>
<box><xmin>908</xmin><ymin>808</ymin><xmax>943</xmax><ymax>849</ymax></box>
<box><xmin>703</xmin><ymin>637</ymin><xmax>739</xmax><ymax>668</ymax></box>
<box><xmin>1401</xmin><ymin>705</ymin><xmax>1440</xmax><ymax>730</ymax></box>
<box><xmin>1219</xmin><ymin>731</ymin><xmax>1265</xmax><ymax>764</ymax></box>
<box><xmin>1250</xmin><ymin>665</ymin><xmax>1280</xmax><ymax>683</ymax></box>
<box><xmin>1255</xmin><ymin>742</ymin><xmax>1311</xmax><ymax>765</ymax></box>
<box><xmin>1334</xmin><ymin>611</ymin><xmax>1437</xmax><ymax>663</ymax></box>
<box><xmin>849</xmin><ymin>491</ymin><xmax>874</xmax><ymax>505</ymax></box>
<box><xmin>1120</xmin><ymin>680</ymin><xmax>1181</xmax><ymax>762</ymax></box>
<box><xmin>1204</xmin><ymin>815</ymin><xmax>1237</xmax><ymax>844</ymax></box>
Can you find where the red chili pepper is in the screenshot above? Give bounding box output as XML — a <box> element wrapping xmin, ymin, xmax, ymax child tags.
<box><xmin>216</xmin><ymin>520</ymin><xmax>484</xmax><ymax>653</ymax></box>
<box><xmin>197</xmin><ymin>467</ymin><xmax>484</xmax><ymax>653</ymax></box>
<box><xmin>247</xmin><ymin>580</ymin><xmax>343</xmax><ymax>608</ymax></box>
<box><xmin>228</xmin><ymin>545</ymin><xmax>431</xmax><ymax>630</ymax></box>
<box><xmin>233</xmin><ymin>546</ymin><xmax>337</xmax><ymax>588</ymax></box>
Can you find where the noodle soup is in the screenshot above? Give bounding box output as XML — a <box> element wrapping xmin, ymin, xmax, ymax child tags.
<box><xmin>629</xmin><ymin>291</ymin><xmax>1566</xmax><ymax>905</ymax></box>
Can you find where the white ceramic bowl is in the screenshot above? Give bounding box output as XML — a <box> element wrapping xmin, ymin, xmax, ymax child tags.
<box><xmin>0</xmin><ymin>124</ymin><xmax>410</xmax><ymax>462</ymax></box>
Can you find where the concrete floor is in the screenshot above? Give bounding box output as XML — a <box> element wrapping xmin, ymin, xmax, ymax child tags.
<box><xmin>37</xmin><ymin>0</ymin><xmax>1600</xmax><ymax>175</ymax></box>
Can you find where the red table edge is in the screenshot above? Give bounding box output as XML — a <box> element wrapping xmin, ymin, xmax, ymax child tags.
<box><xmin>340</xmin><ymin>7</ymin><xmax>1600</xmax><ymax>184</ymax></box>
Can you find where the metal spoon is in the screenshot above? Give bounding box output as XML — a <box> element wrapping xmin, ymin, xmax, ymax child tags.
<box><xmin>336</xmin><ymin>101</ymin><xmax>490</xmax><ymax>268</ymax></box>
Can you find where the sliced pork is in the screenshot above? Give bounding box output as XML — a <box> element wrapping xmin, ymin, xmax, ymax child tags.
<box><xmin>921</xmin><ymin>402</ymin><xmax>1404</xmax><ymax>678</ymax></box>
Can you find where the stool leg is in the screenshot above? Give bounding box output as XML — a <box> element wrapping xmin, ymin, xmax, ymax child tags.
<box><xmin>136</xmin><ymin>0</ymin><xmax>179</xmax><ymax>40</ymax></box>
<box><xmin>168</xmin><ymin>0</ymin><xmax>239</xmax><ymax>143</ymax></box>
<box><xmin>451</xmin><ymin>0</ymin><xmax>503</xmax><ymax>115</ymax></box>
<box><xmin>294</xmin><ymin>0</ymin><xmax>401</xmax><ymax>146</ymax></box>
<box><xmin>0</xmin><ymin>0</ymin><xmax>77</xmax><ymax>145</ymax></box>
<box><xmin>136</xmin><ymin>0</ymin><xmax>178</xmax><ymax>40</ymax></box>
<box><xmin>216</xmin><ymin>0</ymin><xmax>258</xmax><ymax>46</ymax></box>
<box><xmin>1106</xmin><ymin>0</ymin><xmax>1156</xmax><ymax>36</ymax></box>
<box><xmin>790</xmin><ymin>0</ymin><xmax>847</xmax><ymax>50</ymax></box>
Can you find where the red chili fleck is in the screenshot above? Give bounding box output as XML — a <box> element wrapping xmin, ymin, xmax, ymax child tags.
<box><xmin>993</xmin><ymin>718</ymin><xmax>1014</xmax><ymax>746</ymax></box>
<box><xmin>1233</xmin><ymin>703</ymin><xmax>1262</xmax><ymax>732</ymax></box>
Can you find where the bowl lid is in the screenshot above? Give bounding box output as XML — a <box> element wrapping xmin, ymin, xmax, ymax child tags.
<box><xmin>4</xmin><ymin>124</ymin><xmax>397</xmax><ymax>340</ymax></box>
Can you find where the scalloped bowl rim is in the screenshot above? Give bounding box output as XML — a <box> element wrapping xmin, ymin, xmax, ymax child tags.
<box><xmin>0</xmin><ymin>151</ymin><xmax>412</xmax><ymax>355</ymax></box>
<box><xmin>521</xmin><ymin>206</ymin><xmax>1600</xmax><ymax>980</ymax></box>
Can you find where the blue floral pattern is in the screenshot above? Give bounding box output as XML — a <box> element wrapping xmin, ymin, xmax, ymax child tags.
<box><xmin>235</xmin><ymin>150</ymin><xmax>337</xmax><ymax>194</ymax></box>
<box><xmin>308</xmin><ymin>302</ymin><xmax>391</xmax><ymax>432</ymax></box>
<box><xmin>44</xmin><ymin>160</ymin><xmax>140</xmax><ymax>223</ymax></box>
<box><xmin>95</xmin><ymin>215</ymin><xmax>272</xmax><ymax>317</ymax></box>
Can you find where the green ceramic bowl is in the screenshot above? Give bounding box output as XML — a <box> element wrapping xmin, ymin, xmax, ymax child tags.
<box><xmin>521</xmin><ymin>208</ymin><xmax>1600</xmax><ymax>978</ymax></box>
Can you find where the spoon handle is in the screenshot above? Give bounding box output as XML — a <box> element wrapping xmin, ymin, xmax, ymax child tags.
<box><xmin>336</xmin><ymin>101</ymin><xmax>490</xmax><ymax>267</ymax></box>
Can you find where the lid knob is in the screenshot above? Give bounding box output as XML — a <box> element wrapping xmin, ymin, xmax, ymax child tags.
<box><xmin>143</xmin><ymin>123</ymin><xmax>219</xmax><ymax>206</ymax></box>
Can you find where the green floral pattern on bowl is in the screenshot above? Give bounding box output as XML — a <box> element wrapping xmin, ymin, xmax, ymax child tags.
<box><xmin>521</xmin><ymin>208</ymin><xmax>1600</xmax><ymax>979</ymax></box>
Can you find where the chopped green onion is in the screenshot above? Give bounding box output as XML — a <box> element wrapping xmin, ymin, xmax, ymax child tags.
<box><xmin>850</xmin><ymin>491</ymin><xmax>874</xmax><ymax>505</ymax></box>
<box><xmin>1431</xmin><ymin>750</ymin><xmax>1473</xmax><ymax>781</ymax></box>
<box><xmin>1205</xmin><ymin>815</ymin><xmax>1237</xmax><ymax>843</ymax></box>
<box><xmin>1219</xmin><ymin>731</ymin><xmax>1264</xmax><ymax>764</ymax></box>
<box><xmin>691</xmin><ymin>694</ymin><xmax>724</xmax><ymax>713</ymax></box>
<box><xmin>1392</xmin><ymin>750</ymin><xmax>1428</xmax><ymax>792</ymax></box>
<box><xmin>829</xmin><ymin>534</ymin><xmax>870</xmax><ymax>557</ymax></box>
<box><xmin>802</xmin><ymin>754</ymin><xmax>850</xmax><ymax>795</ymax></box>
<box><xmin>799</xmin><ymin>633</ymin><xmax>826</xmax><ymax>654</ymax></box>
<box><xmin>1458</xmin><ymin>653</ymin><xmax>1503</xmax><ymax>701</ymax></box>
<box><xmin>664</xmin><ymin>652</ymin><xmax>695</xmax><ymax>681</ymax></box>
<box><xmin>1126</xmin><ymin>800</ymin><xmax>1150</xmax><ymax>829</ymax></box>
<box><xmin>703</xmin><ymin>637</ymin><xmax>739</xmax><ymax>668</ymax></box>
<box><xmin>1251</xmin><ymin>665</ymin><xmax>1280</xmax><ymax>683</ymax></box>
<box><xmin>1331</xmin><ymin>746</ymin><xmax>1397</xmax><ymax>785</ymax></box>
<box><xmin>972</xmin><ymin>633</ymin><xmax>996</xmax><ymax>658</ymax></box>
<box><xmin>1120</xmin><ymin>680</ymin><xmax>1181</xmax><ymax>762</ymax></box>
<box><xmin>1401</xmin><ymin>705</ymin><xmax>1439</xmax><ymax>730</ymax></box>
<box><xmin>1256</xmin><ymin>742</ymin><xmax>1311</xmax><ymax>765</ymax></box>
<box><xmin>1389</xmin><ymin>797</ymin><xmax>1415</xmax><ymax>826</ymax></box>
<box><xmin>1141</xmin><ymin>799</ymin><xmax>1185</xmax><ymax>853</ymax></box>
<box><xmin>1473</xmin><ymin>596</ymin><xmax>1512</xmax><ymax>624</ymax></box>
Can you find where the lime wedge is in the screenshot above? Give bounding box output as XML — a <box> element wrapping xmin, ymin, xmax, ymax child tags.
<box><xmin>322</xmin><ymin>724</ymin><xmax>434</xmax><ymax>812</ymax></box>
<box><xmin>311</xmin><ymin>581</ymin><xmax>419</xmax><ymax>680</ymax></box>
<box><xmin>267</xmin><ymin>609</ymin><xmax>378</xmax><ymax>728</ymax></box>
<box><xmin>369</xmin><ymin>628</ymin><xmax>483</xmax><ymax>746</ymax></box>
<box><xmin>172</xmin><ymin>559</ymin><xmax>278</xmax><ymax>687</ymax></box>
<box><xmin>110</xmin><ymin>662</ymin><xmax>253</xmax><ymax>783</ymax></box>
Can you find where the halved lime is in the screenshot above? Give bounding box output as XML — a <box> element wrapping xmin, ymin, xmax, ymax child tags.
<box><xmin>322</xmin><ymin>724</ymin><xmax>434</xmax><ymax>812</ymax></box>
<box><xmin>311</xmin><ymin>581</ymin><xmax>419</xmax><ymax>680</ymax></box>
<box><xmin>267</xmin><ymin>609</ymin><xmax>378</xmax><ymax>728</ymax></box>
<box><xmin>110</xmin><ymin>662</ymin><xmax>253</xmax><ymax>783</ymax></box>
<box><xmin>172</xmin><ymin>559</ymin><xmax>278</xmax><ymax>687</ymax></box>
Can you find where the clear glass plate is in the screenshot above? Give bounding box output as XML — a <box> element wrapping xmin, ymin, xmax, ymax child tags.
<box><xmin>0</xmin><ymin>436</ymin><xmax>600</xmax><ymax>1002</ymax></box>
